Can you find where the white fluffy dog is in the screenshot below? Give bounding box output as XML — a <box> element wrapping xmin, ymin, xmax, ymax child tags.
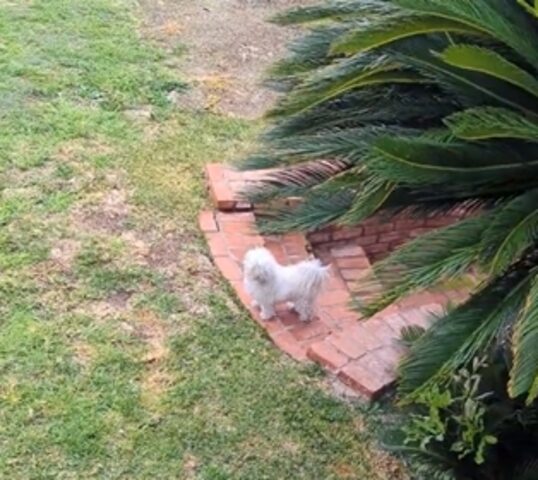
<box><xmin>243</xmin><ymin>247</ymin><xmax>329</xmax><ymax>322</ymax></box>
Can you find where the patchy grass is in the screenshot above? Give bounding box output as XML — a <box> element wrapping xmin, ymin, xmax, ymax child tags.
<box><xmin>0</xmin><ymin>1</ymin><xmax>407</xmax><ymax>478</ymax></box>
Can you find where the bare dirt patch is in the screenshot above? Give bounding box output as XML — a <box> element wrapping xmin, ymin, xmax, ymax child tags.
<box><xmin>71</xmin><ymin>188</ymin><xmax>130</xmax><ymax>234</ymax></box>
<box><xmin>140</xmin><ymin>0</ymin><xmax>316</xmax><ymax>118</ymax></box>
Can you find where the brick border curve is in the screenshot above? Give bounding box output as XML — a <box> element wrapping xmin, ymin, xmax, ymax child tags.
<box><xmin>201</xmin><ymin>164</ymin><xmax>469</xmax><ymax>400</ymax></box>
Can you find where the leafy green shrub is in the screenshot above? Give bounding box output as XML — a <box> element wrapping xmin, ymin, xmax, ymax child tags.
<box><xmin>387</xmin><ymin>354</ymin><xmax>538</xmax><ymax>480</ymax></box>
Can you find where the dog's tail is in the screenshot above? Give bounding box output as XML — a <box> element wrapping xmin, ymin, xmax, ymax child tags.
<box><xmin>299</xmin><ymin>259</ymin><xmax>330</xmax><ymax>296</ymax></box>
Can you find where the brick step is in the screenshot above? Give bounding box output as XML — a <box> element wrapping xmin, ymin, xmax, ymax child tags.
<box><xmin>205</xmin><ymin>163</ymin><xmax>273</xmax><ymax>211</ymax></box>
<box><xmin>199</xmin><ymin>209</ymin><xmax>468</xmax><ymax>400</ymax></box>
<box><xmin>199</xmin><ymin>209</ymin><xmax>365</xmax><ymax>362</ymax></box>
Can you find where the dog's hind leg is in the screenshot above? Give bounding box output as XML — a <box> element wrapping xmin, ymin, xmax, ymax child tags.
<box><xmin>295</xmin><ymin>298</ymin><xmax>314</xmax><ymax>322</ymax></box>
<box><xmin>259</xmin><ymin>303</ymin><xmax>275</xmax><ymax>321</ymax></box>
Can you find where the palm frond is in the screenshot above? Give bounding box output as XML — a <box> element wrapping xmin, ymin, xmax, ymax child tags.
<box><xmin>444</xmin><ymin>107</ymin><xmax>538</xmax><ymax>140</ymax></box>
<box><xmin>367</xmin><ymin>136</ymin><xmax>538</xmax><ymax>186</ymax></box>
<box><xmin>480</xmin><ymin>189</ymin><xmax>538</xmax><ymax>275</ymax></box>
<box><xmin>268</xmin><ymin>52</ymin><xmax>415</xmax><ymax>117</ymax></box>
<box><xmin>362</xmin><ymin>214</ymin><xmax>489</xmax><ymax>315</ymax></box>
<box><xmin>395</xmin><ymin>0</ymin><xmax>538</xmax><ymax>67</ymax></box>
<box><xmin>331</xmin><ymin>13</ymin><xmax>485</xmax><ymax>56</ymax></box>
<box><xmin>268</xmin><ymin>25</ymin><xmax>350</xmax><ymax>81</ymax></box>
<box><xmin>394</xmin><ymin>39</ymin><xmax>538</xmax><ymax>113</ymax></box>
<box><xmin>399</xmin><ymin>269</ymin><xmax>534</xmax><ymax>400</ymax></box>
<box><xmin>271</xmin><ymin>0</ymin><xmax>396</xmax><ymax>25</ymax></box>
<box><xmin>257</xmin><ymin>187</ymin><xmax>355</xmax><ymax>234</ymax></box>
<box><xmin>509</xmin><ymin>272</ymin><xmax>538</xmax><ymax>402</ymax></box>
<box><xmin>438</xmin><ymin>44</ymin><xmax>538</xmax><ymax>100</ymax></box>
<box><xmin>241</xmin><ymin>159</ymin><xmax>350</xmax><ymax>203</ymax></box>
<box><xmin>263</xmin><ymin>85</ymin><xmax>454</xmax><ymax>139</ymax></box>
<box><xmin>239</xmin><ymin>125</ymin><xmax>397</xmax><ymax>171</ymax></box>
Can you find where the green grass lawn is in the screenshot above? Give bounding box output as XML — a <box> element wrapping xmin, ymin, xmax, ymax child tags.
<box><xmin>0</xmin><ymin>1</ymin><xmax>405</xmax><ymax>478</ymax></box>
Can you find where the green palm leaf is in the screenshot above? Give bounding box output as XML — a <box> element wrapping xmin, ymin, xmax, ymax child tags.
<box><xmin>439</xmin><ymin>45</ymin><xmax>538</xmax><ymax>99</ymax></box>
<box><xmin>368</xmin><ymin>136</ymin><xmax>538</xmax><ymax>185</ymax></box>
<box><xmin>444</xmin><ymin>107</ymin><xmax>538</xmax><ymax>140</ymax></box>
<box><xmin>331</xmin><ymin>14</ymin><xmax>484</xmax><ymax>55</ymax></box>
<box><xmin>270</xmin><ymin>69</ymin><xmax>427</xmax><ymax>118</ymax></box>
<box><xmin>509</xmin><ymin>273</ymin><xmax>538</xmax><ymax>402</ymax></box>
<box><xmin>271</xmin><ymin>0</ymin><xmax>396</xmax><ymax>25</ymax></box>
<box><xmin>480</xmin><ymin>189</ymin><xmax>538</xmax><ymax>275</ymax></box>
<box><xmin>395</xmin><ymin>40</ymin><xmax>538</xmax><ymax>114</ymax></box>
<box><xmin>399</xmin><ymin>270</ymin><xmax>534</xmax><ymax>400</ymax></box>
<box><xmin>395</xmin><ymin>0</ymin><xmax>538</xmax><ymax>67</ymax></box>
<box><xmin>362</xmin><ymin>215</ymin><xmax>488</xmax><ymax>315</ymax></box>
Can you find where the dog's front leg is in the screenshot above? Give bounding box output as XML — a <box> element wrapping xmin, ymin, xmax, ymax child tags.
<box><xmin>259</xmin><ymin>303</ymin><xmax>275</xmax><ymax>321</ymax></box>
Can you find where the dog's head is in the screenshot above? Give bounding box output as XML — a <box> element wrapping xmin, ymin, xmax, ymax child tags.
<box><xmin>245</xmin><ymin>262</ymin><xmax>272</xmax><ymax>285</ymax></box>
<box><xmin>243</xmin><ymin>247</ymin><xmax>276</xmax><ymax>285</ymax></box>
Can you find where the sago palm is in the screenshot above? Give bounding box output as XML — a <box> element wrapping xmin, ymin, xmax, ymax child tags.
<box><xmin>239</xmin><ymin>0</ymin><xmax>538</xmax><ymax>403</ymax></box>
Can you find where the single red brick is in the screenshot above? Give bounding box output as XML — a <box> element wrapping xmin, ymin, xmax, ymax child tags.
<box><xmin>388</xmin><ymin>240</ymin><xmax>407</xmax><ymax>252</ymax></box>
<box><xmin>395</xmin><ymin>219</ymin><xmax>425</xmax><ymax>230</ymax></box>
<box><xmin>283</xmin><ymin>238</ymin><xmax>308</xmax><ymax>257</ymax></box>
<box><xmin>426</xmin><ymin>217</ymin><xmax>455</xmax><ymax>228</ymax></box>
<box><xmin>324</xmin><ymin>273</ymin><xmax>347</xmax><ymax>292</ymax></box>
<box><xmin>330</xmin><ymin>245</ymin><xmax>366</xmax><ymax>258</ymax></box>
<box><xmin>363</xmin><ymin>223</ymin><xmax>394</xmax><ymax>236</ymax></box>
<box><xmin>321</xmin><ymin>305</ymin><xmax>360</xmax><ymax>324</ymax></box>
<box><xmin>216</xmin><ymin>211</ymin><xmax>255</xmax><ymax>223</ymax></box>
<box><xmin>332</xmin><ymin>227</ymin><xmax>363</xmax><ymax>241</ymax></box>
<box><xmin>307</xmin><ymin>232</ymin><xmax>332</xmax><ymax>244</ymax></box>
<box><xmin>383</xmin><ymin>313</ymin><xmax>409</xmax><ymax>336</ymax></box>
<box><xmin>370</xmin><ymin>348</ymin><xmax>404</xmax><ymax>376</ymax></box>
<box><xmin>396</xmin><ymin>291</ymin><xmax>438</xmax><ymax>309</ymax></box>
<box><xmin>365</xmin><ymin>243</ymin><xmax>390</xmax><ymax>254</ymax></box>
<box><xmin>409</xmin><ymin>227</ymin><xmax>432</xmax><ymax>238</ymax></box>
<box><xmin>270</xmin><ymin>330</ymin><xmax>308</xmax><ymax>362</ymax></box>
<box><xmin>199</xmin><ymin>211</ymin><xmax>218</xmax><ymax>233</ymax></box>
<box><xmin>356</xmin><ymin>235</ymin><xmax>380</xmax><ymax>247</ymax></box>
<box><xmin>378</xmin><ymin>232</ymin><xmax>405</xmax><ymax>243</ymax></box>
<box><xmin>307</xmin><ymin>340</ymin><xmax>349</xmax><ymax>371</ymax></box>
<box><xmin>229</xmin><ymin>246</ymin><xmax>250</xmax><ymax>263</ymax></box>
<box><xmin>206</xmin><ymin>233</ymin><xmax>228</xmax><ymax>257</ymax></box>
<box><xmin>205</xmin><ymin>163</ymin><xmax>226</xmax><ymax>182</ymax></box>
<box><xmin>220</xmin><ymin>221</ymin><xmax>256</xmax><ymax>235</ymax></box>
<box><xmin>399</xmin><ymin>307</ymin><xmax>434</xmax><ymax>329</ymax></box>
<box><xmin>345</xmin><ymin>320</ymin><xmax>386</xmax><ymax>352</ymax></box>
<box><xmin>361</xmin><ymin>318</ymin><xmax>398</xmax><ymax>344</ymax></box>
<box><xmin>282</xmin><ymin>232</ymin><xmax>307</xmax><ymax>247</ymax></box>
<box><xmin>329</xmin><ymin>324</ymin><xmax>383</xmax><ymax>358</ymax></box>
<box><xmin>337</xmin><ymin>358</ymin><xmax>394</xmax><ymax>399</ymax></box>
<box><xmin>214</xmin><ymin>256</ymin><xmax>243</xmax><ymax>281</ymax></box>
<box><xmin>318</xmin><ymin>289</ymin><xmax>350</xmax><ymax>307</ymax></box>
<box><xmin>224</xmin><ymin>233</ymin><xmax>264</xmax><ymax>249</ymax></box>
<box><xmin>335</xmin><ymin>256</ymin><xmax>372</xmax><ymax>270</ymax></box>
<box><xmin>340</xmin><ymin>269</ymin><xmax>364</xmax><ymax>281</ymax></box>
<box><xmin>290</xmin><ymin>319</ymin><xmax>331</xmax><ymax>342</ymax></box>
<box><xmin>329</xmin><ymin>332</ymin><xmax>369</xmax><ymax>359</ymax></box>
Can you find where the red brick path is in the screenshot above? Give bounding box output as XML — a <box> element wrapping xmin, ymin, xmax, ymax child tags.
<box><xmin>201</xmin><ymin>164</ymin><xmax>469</xmax><ymax>400</ymax></box>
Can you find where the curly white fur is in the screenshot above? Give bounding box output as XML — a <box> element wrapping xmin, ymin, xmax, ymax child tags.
<box><xmin>243</xmin><ymin>247</ymin><xmax>329</xmax><ymax>322</ymax></box>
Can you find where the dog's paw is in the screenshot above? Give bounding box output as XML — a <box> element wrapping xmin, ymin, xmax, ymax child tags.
<box><xmin>260</xmin><ymin>310</ymin><xmax>275</xmax><ymax>321</ymax></box>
